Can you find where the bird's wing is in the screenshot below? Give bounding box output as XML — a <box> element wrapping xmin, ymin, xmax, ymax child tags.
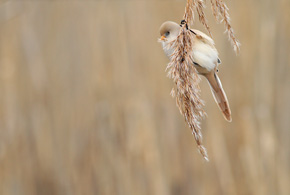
<box><xmin>191</xmin><ymin>29</ymin><xmax>215</xmax><ymax>48</ymax></box>
<box><xmin>191</xmin><ymin>29</ymin><xmax>221</xmax><ymax>69</ymax></box>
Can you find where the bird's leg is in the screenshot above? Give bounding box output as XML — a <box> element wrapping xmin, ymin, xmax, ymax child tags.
<box><xmin>189</xmin><ymin>29</ymin><xmax>197</xmax><ymax>35</ymax></box>
<box><xmin>180</xmin><ymin>19</ymin><xmax>189</xmax><ymax>29</ymax></box>
<box><xmin>180</xmin><ymin>19</ymin><xmax>186</xmax><ymax>25</ymax></box>
<box><xmin>180</xmin><ymin>19</ymin><xmax>199</xmax><ymax>37</ymax></box>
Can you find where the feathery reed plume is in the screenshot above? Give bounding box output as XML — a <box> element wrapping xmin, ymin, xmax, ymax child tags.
<box><xmin>166</xmin><ymin>22</ymin><xmax>208</xmax><ymax>161</ymax></box>
<box><xmin>184</xmin><ymin>0</ymin><xmax>240</xmax><ymax>53</ymax></box>
<box><xmin>210</xmin><ymin>0</ymin><xmax>219</xmax><ymax>21</ymax></box>
<box><xmin>184</xmin><ymin>0</ymin><xmax>212</xmax><ymax>37</ymax></box>
<box><xmin>165</xmin><ymin>0</ymin><xmax>239</xmax><ymax>160</ymax></box>
<box><xmin>183</xmin><ymin>0</ymin><xmax>195</xmax><ymax>25</ymax></box>
<box><xmin>194</xmin><ymin>0</ymin><xmax>212</xmax><ymax>37</ymax></box>
<box><xmin>211</xmin><ymin>0</ymin><xmax>240</xmax><ymax>53</ymax></box>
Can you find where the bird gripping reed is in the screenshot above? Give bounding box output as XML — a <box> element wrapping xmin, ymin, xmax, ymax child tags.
<box><xmin>166</xmin><ymin>0</ymin><xmax>239</xmax><ymax>161</ymax></box>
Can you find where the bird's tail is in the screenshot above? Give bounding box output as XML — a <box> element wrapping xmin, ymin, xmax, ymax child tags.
<box><xmin>205</xmin><ymin>72</ymin><xmax>232</xmax><ymax>122</ymax></box>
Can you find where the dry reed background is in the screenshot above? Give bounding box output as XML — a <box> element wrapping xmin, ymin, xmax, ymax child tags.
<box><xmin>0</xmin><ymin>0</ymin><xmax>289</xmax><ymax>195</ymax></box>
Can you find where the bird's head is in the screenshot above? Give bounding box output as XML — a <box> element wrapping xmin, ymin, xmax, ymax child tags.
<box><xmin>159</xmin><ymin>21</ymin><xmax>180</xmax><ymax>42</ymax></box>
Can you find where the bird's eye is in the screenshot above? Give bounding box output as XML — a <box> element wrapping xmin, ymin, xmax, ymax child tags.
<box><xmin>165</xmin><ymin>31</ymin><xmax>170</xmax><ymax>36</ymax></box>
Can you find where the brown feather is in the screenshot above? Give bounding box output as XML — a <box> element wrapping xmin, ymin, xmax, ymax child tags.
<box><xmin>204</xmin><ymin>72</ymin><xmax>232</xmax><ymax>122</ymax></box>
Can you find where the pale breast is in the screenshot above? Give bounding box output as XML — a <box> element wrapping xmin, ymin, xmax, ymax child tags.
<box><xmin>161</xmin><ymin>41</ymin><xmax>175</xmax><ymax>59</ymax></box>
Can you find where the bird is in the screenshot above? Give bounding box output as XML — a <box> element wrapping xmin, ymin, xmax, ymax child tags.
<box><xmin>159</xmin><ymin>21</ymin><xmax>232</xmax><ymax>122</ymax></box>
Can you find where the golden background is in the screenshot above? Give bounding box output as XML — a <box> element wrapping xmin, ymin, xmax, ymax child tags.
<box><xmin>0</xmin><ymin>0</ymin><xmax>289</xmax><ymax>194</ymax></box>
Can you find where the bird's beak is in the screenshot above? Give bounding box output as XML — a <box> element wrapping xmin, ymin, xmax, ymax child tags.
<box><xmin>160</xmin><ymin>35</ymin><xmax>166</xmax><ymax>41</ymax></box>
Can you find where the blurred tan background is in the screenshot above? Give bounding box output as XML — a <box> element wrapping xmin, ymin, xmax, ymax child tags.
<box><xmin>0</xmin><ymin>0</ymin><xmax>289</xmax><ymax>195</ymax></box>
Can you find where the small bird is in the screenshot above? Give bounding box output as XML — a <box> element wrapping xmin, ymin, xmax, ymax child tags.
<box><xmin>159</xmin><ymin>21</ymin><xmax>232</xmax><ymax>122</ymax></box>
